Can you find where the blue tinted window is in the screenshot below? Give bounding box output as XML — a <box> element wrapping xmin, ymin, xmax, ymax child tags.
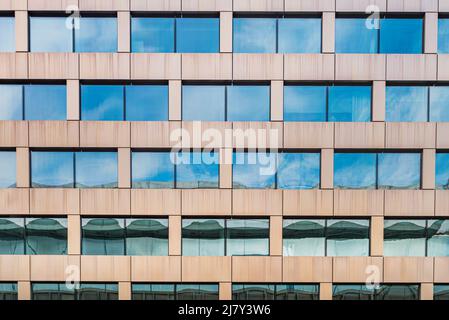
<box><xmin>334</xmin><ymin>153</ymin><xmax>377</xmax><ymax>189</ymax></box>
<box><xmin>176</xmin><ymin>18</ymin><xmax>219</xmax><ymax>53</ymax></box>
<box><xmin>32</xmin><ymin>283</ymin><xmax>75</xmax><ymax>300</ymax></box>
<box><xmin>125</xmin><ymin>218</ymin><xmax>168</xmax><ymax>256</ymax></box>
<box><xmin>81</xmin><ymin>85</ymin><xmax>123</xmax><ymax>120</ymax></box>
<box><xmin>378</xmin><ymin>153</ymin><xmax>421</xmax><ymax>189</ymax></box>
<box><xmin>233</xmin><ymin>18</ymin><xmax>277</xmax><ymax>53</ymax></box>
<box><xmin>227</xmin><ymin>85</ymin><xmax>270</xmax><ymax>121</ymax></box>
<box><xmin>436</xmin><ymin>153</ymin><xmax>449</xmax><ymax>190</ymax></box>
<box><xmin>430</xmin><ymin>86</ymin><xmax>449</xmax><ymax>122</ymax></box>
<box><xmin>0</xmin><ymin>17</ymin><xmax>15</xmax><ymax>52</ymax></box>
<box><xmin>278</xmin><ymin>18</ymin><xmax>321</xmax><ymax>53</ymax></box>
<box><xmin>125</xmin><ymin>85</ymin><xmax>168</xmax><ymax>121</ymax></box>
<box><xmin>78</xmin><ymin>283</ymin><xmax>118</xmax><ymax>300</ymax></box>
<box><xmin>75</xmin><ymin>152</ymin><xmax>117</xmax><ymax>188</ymax></box>
<box><xmin>226</xmin><ymin>219</ymin><xmax>269</xmax><ymax>256</ymax></box>
<box><xmin>176</xmin><ymin>152</ymin><xmax>219</xmax><ymax>188</ymax></box>
<box><xmin>82</xmin><ymin>218</ymin><xmax>124</xmax><ymax>255</ymax></box>
<box><xmin>384</xmin><ymin>219</ymin><xmax>426</xmax><ymax>256</ymax></box>
<box><xmin>31</xmin><ymin>151</ymin><xmax>74</xmax><ymax>188</ymax></box>
<box><xmin>427</xmin><ymin>220</ymin><xmax>449</xmax><ymax>257</ymax></box>
<box><xmin>182</xmin><ymin>219</ymin><xmax>225</xmax><ymax>256</ymax></box>
<box><xmin>434</xmin><ymin>285</ymin><xmax>449</xmax><ymax>300</ymax></box>
<box><xmin>335</xmin><ymin>18</ymin><xmax>378</xmax><ymax>53</ymax></box>
<box><xmin>75</xmin><ymin>17</ymin><xmax>117</xmax><ymax>52</ymax></box>
<box><xmin>386</xmin><ymin>86</ymin><xmax>428</xmax><ymax>122</ymax></box>
<box><xmin>277</xmin><ymin>153</ymin><xmax>320</xmax><ymax>189</ymax></box>
<box><xmin>0</xmin><ymin>283</ymin><xmax>17</xmax><ymax>300</ymax></box>
<box><xmin>438</xmin><ymin>19</ymin><xmax>449</xmax><ymax>53</ymax></box>
<box><xmin>182</xmin><ymin>85</ymin><xmax>225</xmax><ymax>121</ymax></box>
<box><xmin>30</xmin><ymin>17</ymin><xmax>72</xmax><ymax>52</ymax></box>
<box><xmin>380</xmin><ymin>18</ymin><xmax>423</xmax><ymax>53</ymax></box>
<box><xmin>0</xmin><ymin>151</ymin><xmax>16</xmax><ymax>188</ymax></box>
<box><xmin>328</xmin><ymin>86</ymin><xmax>371</xmax><ymax>122</ymax></box>
<box><xmin>25</xmin><ymin>85</ymin><xmax>66</xmax><ymax>120</ymax></box>
<box><xmin>132</xmin><ymin>152</ymin><xmax>174</xmax><ymax>189</ymax></box>
<box><xmin>0</xmin><ymin>85</ymin><xmax>22</xmax><ymax>120</ymax></box>
<box><xmin>283</xmin><ymin>219</ymin><xmax>325</xmax><ymax>256</ymax></box>
<box><xmin>0</xmin><ymin>217</ymin><xmax>24</xmax><ymax>254</ymax></box>
<box><xmin>25</xmin><ymin>217</ymin><xmax>67</xmax><ymax>255</ymax></box>
<box><xmin>131</xmin><ymin>18</ymin><xmax>174</xmax><ymax>53</ymax></box>
<box><xmin>284</xmin><ymin>86</ymin><xmax>327</xmax><ymax>121</ymax></box>
<box><xmin>233</xmin><ymin>152</ymin><xmax>276</xmax><ymax>189</ymax></box>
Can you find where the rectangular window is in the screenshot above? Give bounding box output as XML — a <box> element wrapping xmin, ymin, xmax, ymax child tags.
<box><xmin>438</xmin><ymin>18</ymin><xmax>449</xmax><ymax>53</ymax></box>
<box><xmin>77</xmin><ymin>283</ymin><xmax>118</xmax><ymax>300</ymax></box>
<box><xmin>436</xmin><ymin>153</ymin><xmax>449</xmax><ymax>190</ymax></box>
<box><xmin>131</xmin><ymin>283</ymin><xmax>219</xmax><ymax>300</ymax></box>
<box><xmin>132</xmin><ymin>151</ymin><xmax>174</xmax><ymax>189</ymax></box>
<box><xmin>30</xmin><ymin>17</ymin><xmax>73</xmax><ymax>52</ymax></box>
<box><xmin>82</xmin><ymin>218</ymin><xmax>125</xmax><ymax>255</ymax></box>
<box><xmin>233</xmin><ymin>152</ymin><xmax>276</xmax><ymax>189</ymax></box>
<box><xmin>0</xmin><ymin>151</ymin><xmax>16</xmax><ymax>188</ymax></box>
<box><xmin>233</xmin><ymin>17</ymin><xmax>321</xmax><ymax>53</ymax></box>
<box><xmin>125</xmin><ymin>218</ymin><xmax>169</xmax><ymax>256</ymax></box>
<box><xmin>0</xmin><ymin>17</ymin><xmax>15</xmax><ymax>52</ymax></box>
<box><xmin>175</xmin><ymin>151</ymin><xmax>219</xmax><ymax>188</ymax></box>
<box><xmin>232</xmin><ymin>284</ymin><xmax>319</xmax><ymax>300</ymax></box>
<box><xmin>75</xmin><ymin>17</ymin><xmax>117</xmax><ymax>52</ymax></box>
<box><xmin>32</xmin><ymin>283</ymin><xmax>75</xmax><ymax>300</ymax></box>
<box><xmin>0</xmin><ymin>283</ymin><xmax>17</xmax><ymax>300</ymax></box>
<box><xmin>332</xmin><ymin>284</ymin><xmax>419</xmax><ymax>300</ymax></box>
<box><xmin>0</xmin><ymin>217</ymin><xmax>24</xmax><ymax>254</ymax></box>
<box><xmin>182</xmin><ymin>219</ymin><xmax>225</xmax><ymax>256</ymax></box>
<box><xmin>75</xmin><ymin>152</ymin><xmax>118</xmax><ymax>188</ymax></box>
<box><xmin>277</xmin><ymin>153</ymin><xmax>320</xmax><ymax>189</ymax></box>
<box><xmin>335</xmin><ymin>18</ymin><xmax>378</xmax><ymax>53</ymax></box>
<box><xmin>427</xmin><ymin>220</ymin><xmax>449</xmax><ymax>257</ymax></box>
<box><xmin>434</xmin><ymin>284</ymin><xmax>449</xmax><ymax>300</ymax></box>
<box><xmin>226</xmin><ymin>219</ymin><xmax>269</xmax><ymax>256</ymax></box>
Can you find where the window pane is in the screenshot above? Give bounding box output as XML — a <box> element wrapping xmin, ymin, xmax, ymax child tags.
<box><xmin>82</xmin><ymin>218</ymin><xmax>125</xmax><ymax>255</ymax></box>
<box><xmin>283</xmin><ymin>219</ymin><xmax>325</xmax><ymax>256</ymax></box>
<box><xmin>0</xmin><ymin>151</ymin><xmax>16</xmax><ymax>188</ymax></box>
<box><xmin>375</xmin><ymin>285</ymin><xmax>419</xmax><ymax>300</ymax></box>
<box><xmin>335</xmin><ymin>18</ymin><xmax>378</xmax><ymax>53</ymax></box>
<box><xmin>125</xmin><ymin>85</ymin><xmax>168</xmax><ymax>121</ymax></box>
<box><xmin>233</xmin><ymin>284</ymin><xmax>275</xmax><ymax>300</ymax></box>
<box><xmin>0</xmin><ymin>85</ymin><xmax>22</xmax><ymax>120</ymax></box>
<box><xmin>25</xmin><ymin>218</ymin><xmax>67</xmax><ymax>255</ymax></box>
<box><xmin>283</xmin><ymin>86</ymin><xmax>327</xmax><ymax>121</ymax></box>
<box><xmin>233</xmin><ymin>152</ymin><xmax>276</xmax><ymax>189</ymax></box>
<box><xmin>427</xmin><ymin>220</ymin><xmax>449</xmax><ymax>257</ymax></box>
<box><xmin>378</xmin><ymin>153</ymin><xmax>421</xmax><ymax>189</ymax></box>
<box><xmin>233</xmin><ymin>18</ymin><xmax>276</xmax><ymax>53</ymax></box>
<box><xmin>176</xmin><ymin>18</ymin><xmax>219</xmax><ymax>53</ymax></box>
<box><xmin>277</xmin><ymin>153</ymin><xmax>320</xmax><ymax>189</ymax></box>
<box><xmin>176</xmin><ymin>152</ymin><xmax>219</xmax><ymax>188</ymax></box>
<box><xmin>380</xmin><ymin>18</ymin><xmax>423</xmax><ymax>53</ymax></box>
<box><xmin>75</xmin><ymin>17</ymin><xmax>117</xmax><ymax>52</ymax></box>
<box><xmin>131</xmin><ymin>18</ymin><xmax>174</xmax><ymax>53</ymax></box>
<box><xmin>0</xmin><ymin>283</ymin><xmax>17</xmax><ymax>300</ymax></box>
<box><xmin>430</xmin><ymin>86</ymin><xmax>449</xmax><ymax>122</ymax></box>
<box><xmin>384</xmin><ymin>220</ymin><xmax>426</xmax><ymax>256</ymax></box>
<box><xmin>436</xmin><ymin>153</ymin><xmax>449</xmax><ymax>190</ymax></box>
<box><xmin>182</xmin><ymin>85</ymin><xmax>225</xmax><ymax>121</ymax></box>
<box><xmin>326</xmin><ymin>219</ymin><xmax>370</xmax><ymax>256</ymax></box>
<box><xmin>275</xmin><ymin>284</ymin><xmax>319</xmax><ymax>300</ymax></box>
<box><xmin>438</xmin><ymin>19</ymin><xmax>449</xmax><ymax>53</ymax></box>
<box><xmin>0</xmin><ymin>218</ymin><xmax>24</xmax><ymax>254</ymax></box>
<box><xmin>75</xmin><ymin>152</ymin><xmax>118</xmax><ymax>188</ymax></box>
<box><xmin>227</xmin><ymin>85</ymin><xmax>270</xmax><ymax>121</ymax></box>
<box><xmin>31</xmin><ymin>151</ymin><xmax>74</xmax><ymax>188</ymax></box>
<box><xmin>30</xmin><ymin>17</ymin><xmax>72</xmax><ymax>52</ymax></box>
<box><xmin>334</xmin><ymin>153</ymin><xmax>376</xmax><ymax>189</ymax></box>
<box><xmin>132</xmin><ymin>152</ymin><xmax>174</xmax><ymax>189</ymax></box>
<box><xmin>0</xmin><ymin>17</ymin><xmax>15</xmax><ymax>52</ymax></box>
<box><xmin>333</xmin><ymin>285</ymin><xmax>375</xmax><ymax>300</ymax></box>
<box><xmin>125</xmin><ymin>219</ymin><xmax>168</xmax><ymax>256</ymax></box>
<box><xmin>25</xmin><ymin>85</ymin><xmax>66</xmax><ymax>120</ymax></box>
<box><xmin>132</xmin><ymin>284</ymin><xmax>175</xmax><ymax>300</ymax></box>
<box><xmin>176</xmin><ymin>284</ymin><xmax>219</xmax><ymax>300</ymax></box>
<box><xmin>386</xmin><ymin>86</ymin><xmax>428</xmax><ymax>122</ymax></box>
<box><xmin>182</xmin><ymin>219</ymin><xmax>225</xmax><ymax>256</ymax></box>
<box><xmin>78</xmin><ymin>283</ymin><xmax>118</xmax><ymax>300</ymax></box>
<box><xmin>434</xmin><ymin>285</ymin><xmax>449</xmax><ymax>300</ymax></box>
<box><xmin>278</xmin><ymin>18</ymin><xmax>321</xmax><ymax>53</ymax></box>
<box><xmin>226</xmin><ymin>219</ymin><xmax>269</xmax><ymax>256</ymax></box>
<box><xmin>328</xmin><ymin>86</ymin><xmax>371</xmax><ymax>122</ymax></box>
<box><xmin>81</xmin><ymin>85</ymin><xmax>123</xmax><ymax>121</ymax></box>
<box><xmin>32</xmin><ymin>283</ymin><xmax>75</xmax><ymax>300</ymax></box>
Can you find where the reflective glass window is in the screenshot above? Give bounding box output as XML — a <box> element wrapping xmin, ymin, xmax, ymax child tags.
<box><xmin>380</xmin><ymin>18</ymin><xmax>423</xmax><ymax>53</ymax></box>
<box><xmin>278</xmin><ymin>18</ymin><xmax>321</xmax><ymax>53</ymax></box>
<box><xmin>0</xmin><ymin>283</ymin><xmax>17</xmax><ymax>300</ymax></box>
<box><xmin>434</xmin><ymin>284</ymin><xmax>449</xmax><ymax>300</ymax></box>
<box><xmin>378</xmin><ymin>153</ymin><xmax>421</xmax><ymax>189</ymax></box>
<box><xmin>427</xmin><ymin>220</ymin><xmax>449</xmax><ymax>257</ymax></box>
<box><xmin>227</xmin><ymin>85</ymin><xmax>270</xmax><ymax>121</ymax></box>
<box><xmin>334</xmin><ymin>153</ymin><xmax>377</xmax><ymax>189</ymax></box>
<box><xmin>438</xmin><ymin>19</ymin><xmax>449</xmax><ymax>53</ymax></box>
<box><xmin>233</xmin><ymin>18</ymin><xmax>277</xmax><ymax>53</ymax></box>
<box><xmin>384</xmin><ymin>220</ymin><xmax>426</xmax><ymax>256</ymax></box>
<box><xmin>326</xmin><ymin>219</ymin><xmax>369</xmax><ymax>256</ymax></box>
<box><xmin>386</xmin><ymin>86</ymin><xmax>428</xmax><ymax>122</ymax></box>
<box><xmin>0</xmin><ymin>17</ymin><xmax>14</xmax><ymax>52</ymax></box>
<box><xmin>333</xmin><ymin>284</ymin><xmax>375</xmax><ymax>300</ymax></box>
<box><xmin>375</xmin><ymin>285</ymin><xmax>419</xmax><ymax>300</ymax></box>
<box><xmin>25</xmin><ymin>218</ymin><xmax>67</xmax><ymax>255</ymax></box>
<box><xmin>24</xmin><ymin>85</ymin><xmax>66</xmax><ymax>120</ymax></box>
<box><xmin>0</xmin><ymin>85</ymin><xmax>22</xmax><ymax>120</ymax></box>
<box><xmin>232</xmin><ymin>152</ymin><xmax>276</xmax><ymax>189</ymax></box>
<box><xmin>226</xmin><ymin>219</ymin><xmax>269</xmax><ymax>256</ymax></box>
<box><xmin>77</xmin><ymin>283</ymin><xmax>118</xmax><ymax>300</ymax></box>
<box><xmin>125</xmin><ymin>85</ymin><xmax>168</xmax><ymax>121</ymax></box>
<box><xmin>31</xmin><ymin>151</ymin><xmax>74</xmax><ymax>188</ymax></box>
<box><xmin>75</xmin><ymin>17</ymin><xmax>117</xmax><ymax>52</ymax></box>
<box><xmin>176</xmin><ymin>284</ymin><xmax>219</xmax><ymax>300</ymax></box>
<box><xmin>335</xmin><ymin>18</ymin><xmax>378</xmax><ymax>53</ymax></box>
<box><xmin>81</xmin><ymin>85</ymin><xmax>123</xmax><ymax>121</ymax></box>
<box><xmin>82</xmin><ymin>218</ymin><xmax>125</xmax><ymax>255</ymax></box>
<box><xmin>0</xmin><ymin>151</ymin><xmax>16</xmax><ymax>188</ymax></box>
<box><xmin>131</xmin><ymin>18</ymin><xmax>174</xmax><ymax>53</ymax></box>
<box><xmin>430</xmin><ymin>86</ymin><xmax>449</xmax><ymax>122</ymax></box>
<box><xmin>132</xmin><ymin>284</ymin><xmax>175</xmax><ymax>300</ymax></box>
<box><xmin>32</xmin><ymin>283</ymin><xmax>75</xmax><ymax>300</ymax></box>
<box><xmin>125</xmin><ymin>218</ymin><xmax>168</xmax><ymax>256</ymax></box>
<box><xmin>30</xmin><ymin>17</ymin><xmax>72</xmax><ymax>52</ymax></box>
<box><xmin>232</xmin><ymin>284</ymin><xmax>275</xmax><ymax>300</ymax></box>
<box><xmin>182</xmin><ymin>219</ymin><xmax>225</xmax><ymax>256</ymax></box>
<box><xmin>436</xmin><ymin>153</ymin><xmax>449</xmax><ymax>190</ymax></box>
<box><xmin>75</xmin><ymin>152</ymin><xmax>118</xmax><ymax>188</ymax></box>
<box><xmin>283</xmin><ymin>219</ymin><xmax>325</xmax><ymax>256</ymax></box>
<box><xmin>176</xmin><ymin>152</ymin><xmax>219</xmax><ymax>188</ymax></box>
<box><xmin>182</xmin><ymin>85</ymin><xmax>225</xmax><ymax>121</ymax></box>
<box><xmin>328</xmin><ymin>86</ymin><xmax>371</xmax><ymax>122</ymax></box>
<box><xmin>275</xmin><ymin>284</ymin><xmax>319</xmax><ymax>300</ymax></box>
<box><xmin>176</xmin><ymin>18</ymin><xmax>219</xmax><ymax>53</ymax></box>
<box><xmin>0</xmin><ymin>218</ymin><xmax>24</xmax><ymax>254</ymax></box>
<box><xmin>283</xmin><ymin>86</ymin><xmax>327</xmax><ymax>122</ymax></box>
<box><xmin>132</xmin><ymin>152</ymin><xmax>174</xmax><ymax>189</ymax></box>
<box><xmin>277</xmin><ymin>153</ymin><xmax>320</xmax><ymax>189</ymax></box>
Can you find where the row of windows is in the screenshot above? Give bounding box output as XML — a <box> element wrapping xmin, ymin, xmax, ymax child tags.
<box><xmin>3</xmin><ymin>15</ymin><xmax>449</xmax><ymax>54</ymax></box>
<box><xmin>2</xmin><ymin>283</ymin><xmax>449</xmax><ymax>300</ymax></box>
<box><xmin>1</xmin><ymin>217</ymin><xmax>448</xmax><ymax>257</ymax></box>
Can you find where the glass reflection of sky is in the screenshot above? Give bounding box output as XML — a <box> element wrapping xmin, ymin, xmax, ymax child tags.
<box><xmin>380</xmin><ymin>18</ymin><xmax>423</xmax><ymax>53</ymax></box>
<box><xmin>233</xmin><ymin>152</ymin><xmax>276</xmax><ymax>189</ymax></box>
<box><xmin>227</xmin><ymin>85</ymin><xmax>270</xmax><ymax>121</ymax></box>
<box><xmin>0</xmin><ymin>152</ymin><xmax>16</xmax><ymax>188</ymax></box>
<box><xmin>427</xmin><ymin>220</ymin><xmax>449</xmax><ymax>256</ymax></box>
<box><xmin>125</xmin><ymin>85</ymin><xmax>168</xmax><ymax>121</ymax></box>
<box><xmin>226</xmin><ymin>219</ymin><xmax>269</xmax><ymax>256</ymax></box>
<box><xmin>334</xmin><ymin>153</ymin><xmax>377</xmax><ymax>189</ymax></box>
<box><xmin>75</xmin><ymin>17</ymin><xmax>117</xmax><ymax>52</ymax></box>
<box><xmin>335</xmin><ymin>18</ymin><xmax>378</xmax><ymax>53</ymax></box>
<box><xmin>283</xmin><ymin>219</ymin><xmax>325</xmax><ymax>256</ymax></box>
<box><xmin>0</xmin><ymin>17</ymin><xmax>14</xmax><ymax>52</ymax></box>
<box><xmin>176</xmin><ymin>152</ymin><xmax>219</xmax><ymax>188</ymax></box>
<box><xmin>430</xmin><ymin>87</ymin><xmax>449</xmax><ymax>122</ymax></box>
<box><xmin>438</xmin><ymin>19</ymin><xmax>449</xmax><ymax>53</ymax></box>
<box><xmin>31</xmin><ymin>151</ymin><xmax>74</xmax><ymax>188</ymax></box>
<box><xmin>81</xmin><ymin>85</ymin><xmax>123</xmax><ymax>120</ymax></box>
<box><xmin>176</xmin><ymin>18</ymin><xmax>219</xmax><ymax>53</ymax></box>
<box><xmin>386</xmin><ymin>86</ymin><xmax>428</xmax><ymax>122</ymax></box>
<box><xmin>278</xmin><ymin>18</ymin><xmax>321</xmax><ymax>53</ymax></box>
<box><xmin>75</xmin><ymin>152</ymin><xmax>118</xmax><ymax>188</ymax></box>
<box><xmin>25</xmin><ymin>85</ymin><xmax>67</xmax><ymax>120</ymax></box>
<box><xmin>132</xmin><ymin>17</ymin><xmax>174</xmax><ymax>52</ymax></box>
<box><xmin>182</xmin><ymin>85</ymin><xmax>225</xmax><ymax>121</ymax></box>
<box><xmin>125</xmin><ymin>218</ymin><xmax>168</xmax><ymax>256</ymax></box>
<box><xmin>378</xmin><ymin>153</ymin><xmax>421</xmax><ymax>189</ymax></box>
<box><xmin>0</xmin><ymin>85</ymin><xmax>22</xmax><ymax>120</ymax></box>
<box><xmin>284</xmin><ymin>86</ymin><xmax>327</xmax><ymax>121</ymax></box>
<box><xmin>182</xmin><ymin>219</ymin><xmax>225</xmax><ymax>256</ymax></box>
<box><xmin>436</xmin><ymin>153</ymin><xmax>449</xmax><ymax>190</ymax></box>
<box><xmin>328</xmin><ymin>86</ymin><xmax>371</xmax><ymax>122</ymax></box>
<box><xmin>277</xmin><ymin>153</ymin><xmax>320</xmax><ymax>189</ymax></box>
<box><xmin>384</xmin><ymin>220</ymin><xmax>426</xmax><ymax>256</ymax></box>
<box><xmin>132</xmin><ymin>152</ymin><xmax>174</xmax><ymax>189</ymax></box>
<box><xmin>326</xmin><ymin>219</ymin><xmax>369</xmax><ymax>256</ymax></box>
<box><xmin>234</xmin><ymin>18</ymin><xmax>277</xmax><ymax>53</ymax></box>
<box><xmin>30</xmin><ymin>17</ymin><xmax>72</xmax><ymax>52</ymax></box>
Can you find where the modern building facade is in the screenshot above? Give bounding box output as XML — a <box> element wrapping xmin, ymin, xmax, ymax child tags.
<box><xmin>0</xmin><ymin>0</ymin><xmax>448</xmax><ymax>301</ymax></box>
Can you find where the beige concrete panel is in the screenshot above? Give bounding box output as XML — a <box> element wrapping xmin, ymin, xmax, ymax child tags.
<box><xmin>435</xmin><ymin>190</ymin><xmax>449</xmax><ymax>217</ymax></box>
<box><xmin>284</xmin><ymin>54</ymin><xmax>334</xmax><ymax>80</ymax></box>
<box><xmin>182</xmin><ymin>53</ymin><xmax>232</xmax><ymax>80</ymax></box>
<box><xmin>131</xmin><ymin>189</ymin><xmax>181</xmax><ymax>215</ymax></box>
<box><xmin>271</xmin><ymin>80</ymin><xmax>283</xmax><ymax>122</ymax></box>
<box><xmin>79</xmin><ymin>0</ymin><xmax>129</xmax><ymax>10</ymax></box>
<box><xmin>232</xmin><ymin>122</ymin><xmax>283</xmax><ymax>149</ymax></box>
<box><xmin>434</xmin><ymin>257</ymin><xmax>449</xmax><ymax>283</ymax></box>
<box><xmin>130</xmin><ymin>0</ymin><xmax>181</xmax><ymax>11</ymax></box>
<box><xmin>169</xmin><ymin>216</ymin><xmax>181</xmax><ymax>256</ymax></box>
<box><xmin>233</xmin><ymin>54</ymin><xmax>283</xmax><ymax>80</ymax></box>
<box><xmin>334</xmin><ymin>122</ymin><xmax>385</xmax><ymax>149</ymax></box>
<box><xmin>335</xmin><ymin>54</ymin><xmax>386</xmax><ymax>80</ymax></box>
<box><xmin>119</xmin><ymin>282</ymin><xmax>131</xmax><ymax>300</ymax></box>
<box><xmin>232</xmin><ymin>257</ymin><xmax>282</xmax><ymax>282</ymax></box>
<box><xmin>284</xmin><ymin>122</ymin><xmax>333</xmax><ymax>148</ymax></box>
<box><xmin>118</xmin><ymin>148</ymin><xmax>130</xmax><ymax>189</ymax></box>
<box><xmin>219</xmin><ymin>283</ymin><xmax>232</xmax><ymax>300</ymax></box>
<box><xmin>321</xmin><ymin>149</ymin><xmax>333</xmax><ymax>189</ymax></box>
<box><xmin>30</xmin><ymin>189</ymin><xmax>80</xmax><ymax>215</ymax></box>
<box><xmin>335</xmin><ymin>0</ymin><xmax>386</xmax><ymax>11</ymax></box>
<box><xmin>333</xmin><ymin>257</ymin><xmax>383</xmax><ymax>283</ymax></box>
<box><xmin>0</xmin><ymin>189</ymin><xmax>29</xmax><ymax>214</ymax></box>
<box><xmin>80</xmin><ymin>53</ymin><xmax>130</xmax><ymax>79</ymax></box>
<box><xmin>0</xmin><ymin>53</ymin><xmax>28</xmax><ymax>79</ymax></box>
<box><xmin>372</xmin><ymin>81</ymin><xmax>386</xmax><ymax>122</ymax></box>
<box><xmin>283</xmin><ymin>257</ymin><xmax>333</xmax><ymax>282</ymax></box>
<box><xmin>16</xmin><ymin>147</ymin><xmax>29</xmax><ymax>188</ymax></box>
<box><xmin>18</xmin><ymin>281</ymin><xmax>31</xmax><ymax>300</ymax></box>
<box><xmin>283</xmin><ymin>190</ymin><xmax>334</xmax><ymax>216</ymax></box>
<box><xmin>131</xmin><ymin>256</ymin><xmax>181</xmax><ymax>282</ymax></box>
<box><xmin>182</xmin><ymin>257</ymin><xmax>231</xmax><ymax>282</ymax></box>
<box><xmin>384</xmin><ymin>190</ymin><xmax>435</xmax><ymax>216</ymax></box>
<box><xmin>441</xmin><ymin>0</ymin><xmax>449</xmax><ymax>12</ymax></box>
<box><xmin>182</xmin><ymin>0</ymin><xmax>232</xmax><ymax>11</ymax></box>
<box><xmin>220</xmin><ymin>11</ymin><xmax>232</xmax><ymax>53</ymax></box>
<box><xmin>425</xmin><ymin>13</ymin><xmax>438</xmax><ymax>54</ymax></box>
<box><xmin>0</xmin><ymin>256</ymin><xmax>30</xmax><ymax>281</ymax></box>
<box><xmin>0</xmin><ymin>121</ymin><xmax>28</xmax><ymax>147</ymax></box>
<box><xmin>334</xmin><ymin>190</ymin><xmax>384</xmax><ymax>216</ymax></box>
<box><xmin>371</xmin><ymin>216</ymin><xmax>384</xmax><ymax>256</ymax></box>
<box><xmin>383</xmin><ymin>257</ymin><xmax>434</xmax><ymax>283</ymax></box>
<box><xmin>421</xmin><ymin>283</ymin><xmax>433</xmax><ymax>300</ymax></box>
<box><xmin>67</xmin><ymin>80</ymin><xmax>80</xmax><ymax>121</ymax></box>
<box><xmin>80</xmin><ymin>189</ymin><xmax>131</xmax><ymax>215</ymax></box>
<box><xmin>422</xmin><ymin>149</ymin><xmax>436</xmax><ymax>190</ymax></box>
<box><xmin>232</xmin><ymin>190</ymin><xmax>282</xmax><ymax>216</ymax></box>
<box><xmin>322</xmin><ymin>12</ymin><xmax>335</xmax><ymax>54</ymax></box>
<box><xmin>437</xmin><ymin>123</ymin><xmax>449</xmax><ymax>148</ymax></box>
<box><xmin>28</xmin><ymin>53</ymin><xmax>79</xmax><ymax>79</ymax></box>
<box><xmin>233</xmin><ymin>0</ymin><xmax>284</xmax><ymax>11</ymax></box>
<box><xmin>386</xmin><ymin>122</ymin><xmax>436</xmax><ymax>148</ymax></box>
<box><xmin>30</xmin><ymin>255</ymin><xmax>80</xmax><ymax>281</ymax></box>
<box><xmin>387</xmin><ymin>0</ymin><xmax>438</xmax><ymax>11</ymax></box>
<box><xmin>181</xmin><ymin>121</ymin><xmax>232</xmax><ymax>148</ymax></box>
<box><xmin>0</xmin><ymin>0</ymin><xmax>27</xmax><ymax>10</ymax></box>
<box><xmin>437</xmin><ymin>55</ymin><xmax>449</xmax><ymax>80</ymax></box>
<box><xmin>169</xmin><ymin>80</ymin><xmax>181</xmax><ymax>120</ymax></box>
<box><xmin>131</xmin><ymin>53</ymin><xmax>181</xmax><ymax>80</ymax></box>
<box><xmin>15</xmin><ymin>10</ymin><xmax>28</xmax><ymax>52</ymax></box>
<box><xmin>68</xmin><ymin>215</ymin><xmax>81</xmax><ymax>255</ymax></box>
<box><xmin>118</xmin><ymin>11</ymin><xmax>130</xmax><ymax>53</ymax></box>
<box><xmin>320</xmin><ymin>283</ymin><xmax>332</xmax><ymax>300</ymax></box>
<box><xmin>386</xmin><ymin>54</ymin><xmax>437</xmax><ymax>81</ymax></box>
<box><xmin>28</xmin><ymin>0</ymin><xmax>79</xmax><ymax>10</ymax></box>
<box><xmin>285</xmin><ymin>0</ymin><xmax>335</xmax><ymax>11</ymax></box>
<box><xmin>131</xmin><ymin>121</ymin><xmax>181</xmax><ymax>147</ymax></box>
<box><xmin>81</xmin><ymin>256</ymin><xmax>131</xmax><ymax>281</ymax></box>
<box><xmin>29</xmin><ymin>121</ymin><xmax>79</xmax><ymax>147</ymax></box>
<box><xmin>80</xmin><ymin>121</ymin><xmax>130</xmax><ymax>147</ymax></box>
<box><xmin>270</xmin><ymin>216</ymin><xmax>282</xmax><ymax>256</ymax></box>
<box><xmin>182</xmin><ymin>190</ymin><xmax>231</xmax><ymax>216</ymax></box>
